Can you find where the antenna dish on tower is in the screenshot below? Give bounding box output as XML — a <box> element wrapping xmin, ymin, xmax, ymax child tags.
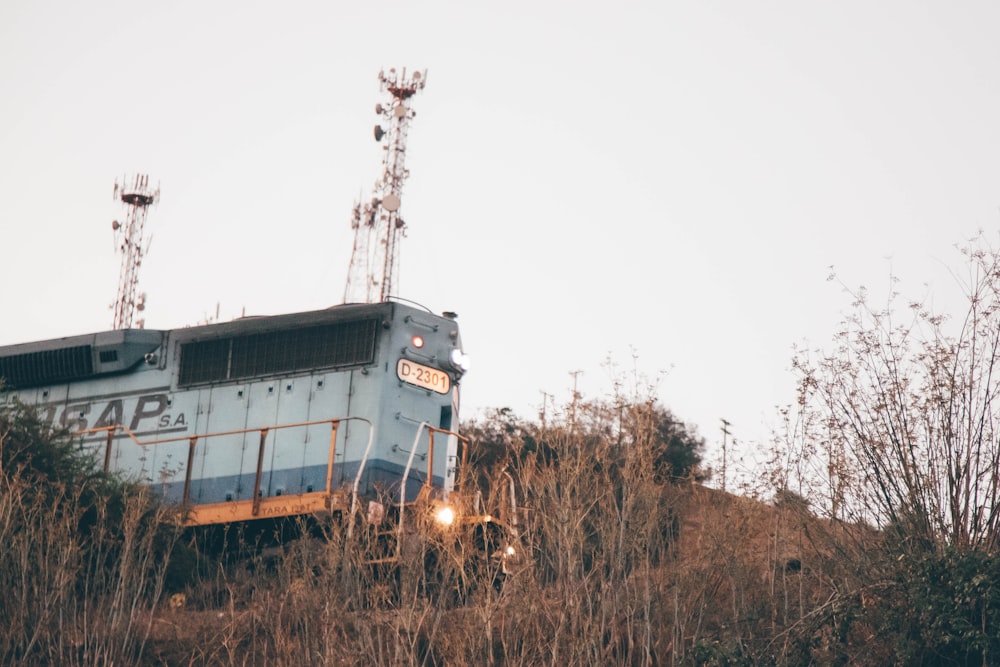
<box><xmin>381</xmin><ymin>193</ymin><xmax>401</xmax><ymax>212</ymax></box>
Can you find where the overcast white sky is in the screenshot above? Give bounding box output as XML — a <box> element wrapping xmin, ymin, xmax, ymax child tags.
<box><xmin>2</xmin><ymin>1</ymin><xmax>999</xmax><ymax>475</ymax></box>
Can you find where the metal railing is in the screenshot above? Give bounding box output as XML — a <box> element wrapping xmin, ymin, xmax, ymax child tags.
<box><xmin>77</xmin><ymin>417</ymin><xmax>373</xmax><ymax>525</ymax></box>
<box><xmin>389</xmin><ymin>422</ymin><xmax>470</xmax><ymax>555</ymax></box>
<box><xmin>74</xmin><ymin>417</ymin><xmax>471</xmax><ymax>535</ymax></box>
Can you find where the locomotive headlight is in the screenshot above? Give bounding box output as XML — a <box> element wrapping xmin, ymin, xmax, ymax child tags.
<box><xmin>433</xmin><ymin>504</ymin><xmax>456</xmax><ymax>527</ymax></box>
<box><xmin>450</xmin><ymin>349</ymin><xmax>471</xmax><ymax>371</ymax></box>
<box><xmin>411</xmin><ymin>335</ymin><xmax>425</xmax><ymax>349</ymax></box>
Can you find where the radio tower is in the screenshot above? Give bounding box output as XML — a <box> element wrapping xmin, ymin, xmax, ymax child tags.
<box><xmin>344</xmin><ymin>67</ymin><xmax>426</xmax><ymax>303</ymax></box>
<box><xmin>111</xmin><ymin>174</ymin><xmax>159</xmax><ymax>329</ymax></box>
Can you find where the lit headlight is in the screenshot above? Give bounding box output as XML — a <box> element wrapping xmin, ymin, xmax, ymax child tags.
<box><xmin>450</xmin><ymin>348</ymin><xmax>471</xmax><ymax>371</ymax></box>
<box><xmin>433</xmin><ymin>504</ymin><xmax>455</xmax><ymax>527</ymax></box>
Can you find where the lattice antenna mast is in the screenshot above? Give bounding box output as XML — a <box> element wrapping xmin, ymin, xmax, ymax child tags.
<box><xmin>344</xmin><ymin>67</ymin><xmax>426</xmax><ymax>303</ymax></box>
<box><xmin>111</xmin><ymin>174</ymin><xmax>159</xmax><ymax>329</ymax></box>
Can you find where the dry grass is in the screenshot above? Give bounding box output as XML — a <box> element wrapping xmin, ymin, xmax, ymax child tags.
<box><xmin>0</xmin><ymin>404</ymin><xmax>886</xmax><ymax>666</ymax></box>
<box><xmin>138</xmin><ymin>427</ymin><xmax>858</xmax><ymax>666</ymax></box>
<box><xmin>0</xmin><ymin>474</ymin><xmax>180</xmax><ymax>666</ymax></box>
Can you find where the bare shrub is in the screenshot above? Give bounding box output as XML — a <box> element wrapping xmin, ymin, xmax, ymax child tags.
<box><xmin>772</xmin><ymin>236</ymin><xmax>1000</xmax><ymax>663</ymax></box>
<box><xmin>793</xmin><ymin>239</ymin><xmax>1000</xmax><ymax>550</ymax></box>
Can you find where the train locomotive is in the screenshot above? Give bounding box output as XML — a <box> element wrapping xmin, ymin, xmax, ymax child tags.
<box><xmin>0</xmin><ymin>299</ymin><xmax>474</xmax><ymax>529</ymax></box>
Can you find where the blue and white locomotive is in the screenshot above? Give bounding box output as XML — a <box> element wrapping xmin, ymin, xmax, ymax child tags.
<box><xmin>0</xmin><ymin>300</ymin><xmax>471</xmax><ymax>526</ymax></box>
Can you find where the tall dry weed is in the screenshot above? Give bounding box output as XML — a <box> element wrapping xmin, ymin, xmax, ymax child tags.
<box><xmin>0</xmin><ymin>471</ymin><xmax>179</xmax><ymax>665</ymax></box>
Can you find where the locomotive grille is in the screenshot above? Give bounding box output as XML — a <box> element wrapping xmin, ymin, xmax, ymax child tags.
<box><xmin>178</xmin><ymin>319</ymin><xmax>379</xmax><ymax>386</ymax></box>
<box><xmin>0</xmin><ymin>345</ymin><xmax>94</xmax><ymax>389</ymax></box>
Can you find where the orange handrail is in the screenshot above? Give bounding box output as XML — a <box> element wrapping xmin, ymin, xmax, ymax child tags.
<box><xmin>77</xmin><ymin>417</ymin><xmax>371</xmax><ymax>519</ymax></box>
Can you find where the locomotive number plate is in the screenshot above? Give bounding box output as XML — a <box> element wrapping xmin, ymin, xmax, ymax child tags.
<box><xmin>397</xmin><ymin>359</ymin><xmax>451</xmax><ymax>394</ymax></box>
